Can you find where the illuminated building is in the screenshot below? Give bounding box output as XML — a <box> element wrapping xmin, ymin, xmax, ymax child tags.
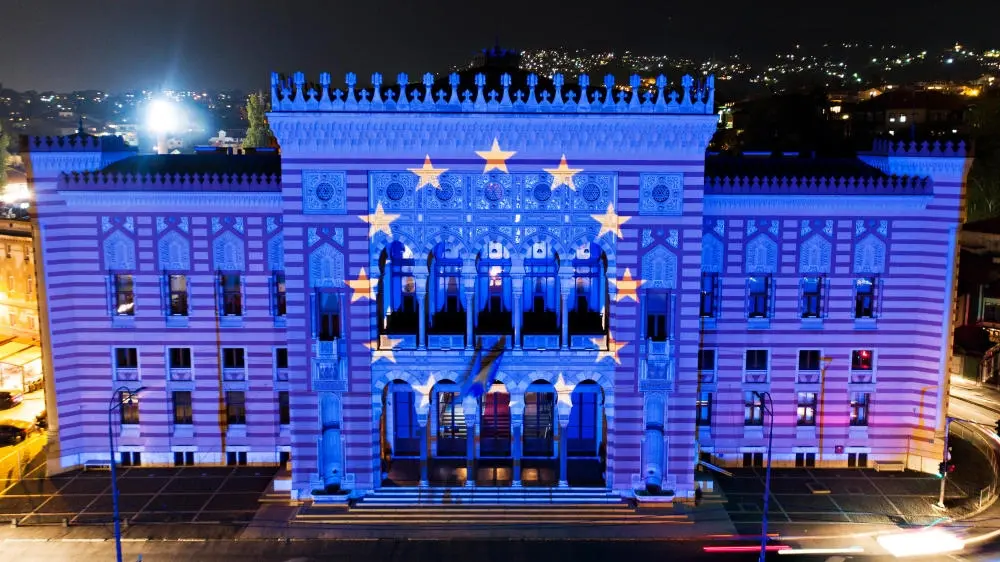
<box><xmin>22</xmin><ymin>65</ymin><xmax>969</xmax><ymax>502</ymax></box>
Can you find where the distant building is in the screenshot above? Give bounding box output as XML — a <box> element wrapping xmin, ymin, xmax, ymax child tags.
<box><xmin>851</xmin><ymin>89</ymin><xmax>968</xmax><ymax>138</ymax></box>
<box><xmin>954</xmin><ymin>219</ymin><xmax>1000</xmax><ymax>384</ymax></box>
<box><xmin>22</xmin><ymin>65</ymin><xmax>969</xmax><ymax>502</ymax></box>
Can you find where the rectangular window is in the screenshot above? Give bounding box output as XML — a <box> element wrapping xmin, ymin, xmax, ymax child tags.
<box><xmin>219</xmin><ymin>274</ymin><xmax>242</xmax><ymax>316</ymax></box>
<box><xmin>645</xmin><ymin>291</ymin><xmax>669</xmax><ymax>342</ymax></box>
<box><xmin>795</xmin><ymin>453</ymin><xmax>817</xmax><ymax>467</ymax></box>
<box><xmin>801</xmin><ymin>276</ymin><xmax>823</xmax><ymax>318</ymax></box>
<box><xmin>172</xmin><ymin>391</ymin><xmax>193</xmax><ymax>425</ymax></box>
<box><xmin>851</xmin><ymin>350</ymin><xmax>874</xmax><ymax>371</ymax></box>
<box><xmin>698</xmin><ymin>349</ymin><xmax>716</xmax><ymax>373</ymax></box>
<box><xmin>226</xmin><ymin>391</ymin><xmax>246</xmax><ymax>425</ymax></box>
<box><xmin>317</xmin><ymin>292</ymin><xmax>340</xmax><ymax>341</ymax></box>
<box><xmin>854</xmin><ymin>277</ymin><xmax>876</xmax><ymax>318</ymax></box>
<box><xmin>275</xmin><ymin>347</ymin><xmax>288</xmax><ymax>369</ymax></box>
<box><xmin>115</xmin><ymin>347</ymin><xmax>138</xmax><ymax>369</ymax></box>
<box><xmin>696</xmin><ymin>392</ymin><xmax>713</xmax><ymax>427</ymax></box>
<box><xmin>743</xmin><ymin>452</ymin><xmax>764</xmax><ymax>467</ymax></box>
<box><xmin>26</xmin><ymin>276</ymin><xmax>32</xmax><ymax>295</ymax></box>
<box><xmin>745</xmin><ymin>349</ymin><xmax>768</xmax><ymax>371</ymax></box>
<box><xmin>797</xmin><ymin>392</ymin><xmax>817</xmax><ymax>426</ymax></box>
<box><xmin>748</xmin><ymin>275</ymin><xmax>771</xmax><ymax>318</ymax></box>
<box><xmin>272</xmin><ymin>271</ymin><xmax>286</xmax><ymax>317</ymax></box>
<box><xmin>222</xmin><ymin>347</ymin><xmax>245</xmax><ymax>369</ymax></box>
<box><xmin>173</xmin><ymin>451</ymin><xmax>195</xmax><ymax>466</ymax></box>
<box><xmin>167</xmin><ymin>274</ymin><xmax>188</xmax><ymax>316</ymax></box>
<box><xmin>700</xmin><ymin>273</ymin><xmax>719</xmax><ymax>318</ymax></box>
<box><xmin>226</xmin><ymin>451</ymin><xmax>248</xmax><ymax>466</ymax></box>
<box><xmin>798</xmin><ymin>349</ymin><xmax>821</xmax><ymax>371</ymax></box>
<box><xmin>744</xmin><ymin>391</ymin><xmax>764</xmax><ymax>426</ymax></box>
<box><xmin>168</xmin><ymin>347</ymin><xmax>191</xmax><ymax>369</ymax></box>
<box><xmin>850</xmin><ymin>392</ymin><xmax>870</xmax><ymax>426</ymax></box>
<box><xmin>120</xmin><ymin>452</ymin><xmax>141</xmax><ymax>467</ymax></box>
<box><xmin>119</xmin><ymin>392</ymin><xmax>140</xmax><ymax>425</ymax></box>
<box><xmin>278</xmin><ymin>391</ymin><xmax>290</xmax><ymax>425</ymax></box>
<box><xmin>114</xmin><ymin>273</ymin><xmax>135</xmax><ymax>316</ymax></box>
<box><xmin>847</xmin><ymin>452</ymin><xmax>869</xmax><ymax>468</ymax></box>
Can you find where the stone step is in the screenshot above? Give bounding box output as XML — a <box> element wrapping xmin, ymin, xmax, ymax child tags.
<box><xmin>353</xmin><ymin>502</ymin><xmax>633</xmax><ymax>510</ymax></box>
<box><xmin>295</xmin><ymin>508</ymin><xmax>689</xmax><ymax>525</ymax></box>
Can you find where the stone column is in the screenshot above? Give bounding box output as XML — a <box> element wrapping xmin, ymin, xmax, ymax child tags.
<box><xmin>463</xmin><ymin>395</ymin><xmax>478</xmax><ymax>487</ymax></box>
<box><xmin>320</xmin><ymin>393</ymin><xmax>343</xmax><ymax>489</ymax></box>
<box><xmin>511</xmin><ymin>262</ymin><xmax>524</xmax><ymax>350</ymax></box>
<box><xmin>510</xmin><ymin>392</ymin><xmax>525</xmax><ymax>486</ymax></box>
<box><xmin>462</xmin><ymin>263</ymin><xmax>477</xmax><ymax>349</ymax></box>
<box><xmin>559</xmin><ymin>268</ymin><xmax>574</xmax><ymax>349</ymax></box>
<box><xmin>603</xmin><ymin>403</ymin><xmax>615</xmax><ymax>488</ymax></box>
<box><xmin>414</xmin><ymin>272</ymin><xmax>427</xmax><ymax>349</ymax></box>
<box><xmin>556</xmin><ymin>391</ymin><xmax>573</xmax><ymax>488</ymax></box>
<box><xmin>643</xmin><ymin>394</ymin><xmax>666</xmax><ymax>490</ymax></box>
<box><xmin>416</xmin><ymin>398</ymin><xmax>430</xmax><ymax>488</ymax></box>
<box><xmin>464</xmin><ymin>293</ymin><xmax>475</xmax><ymax>349</ymax></box>
<box><xmin>372</xmin><ymin>400</ymin><xmax>384</xmax><ymax>488</ymax></box>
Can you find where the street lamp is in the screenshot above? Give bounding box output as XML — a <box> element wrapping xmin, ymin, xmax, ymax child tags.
<box><xmin>108</xmin><ymin>385</ymin><xmax>144</xmax><ymax>562</ymax></box>
<box><xmin>754</xmin><ymin>390</ymin><xmax>775</xmax><ymax>562</ymax></box>
<box><xmin>146</xmin><ymin>99</ymin><xmax>180</xmax><ymax>155</ymax></box>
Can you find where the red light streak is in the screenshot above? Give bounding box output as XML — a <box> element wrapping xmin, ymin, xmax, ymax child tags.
<box><xmin>703</xmin><ymin>545</ymin><xmax>790</xmax><ymax>553</ymax></box>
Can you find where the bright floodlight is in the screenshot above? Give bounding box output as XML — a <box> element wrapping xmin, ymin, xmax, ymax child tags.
<box><xmin>147</xmin><ymin>99</ymin><xmax>180</xmax><ymax>133</ymax></box>
<box><xmin>876</xmin><ymin>529</ymin><xmax>964</xmax><ymax>558</ymax></box>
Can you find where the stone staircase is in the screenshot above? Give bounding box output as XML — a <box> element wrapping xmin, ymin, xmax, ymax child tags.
<box><xmin>295</xmin><ymin>486</ymin><xmax>692</xmax><ymax>525</ymax></box>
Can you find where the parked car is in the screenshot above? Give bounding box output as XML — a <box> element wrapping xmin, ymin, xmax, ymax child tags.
<box><xmin>0</xmin><ymin>390</ymin><xmax>22</xmax><ymax>411</ymax></box>
<box><xmin>0</xmin><ymin>419</ymin><xmax>34</xmax><ymax>446</ymax></box>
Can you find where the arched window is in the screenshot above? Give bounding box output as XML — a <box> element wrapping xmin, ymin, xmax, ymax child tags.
<box><xmin>569</xmin><ymin>243</ymin><xmax>607</xmax><ymax>335</ymax></box>
<box><xmin>522</xmin><ymin>240</ymin><xmax>559</xmax><ymax>335</ymax></box>
<box><xmin>475</xmin><ymin>241</ymin><xmax>512</xmax><ymax>335</ymax></box>
<box><xmin>428</xmin><ymin>243</ymin><xmax>464</xmax><ymax>335</ymax></box>
<box><xmin>379</xmin><ymin>241</ymin><xmax>418</xmax><ymax>335</ymax></box>
<box><xmin>436</xmin><ymin>384</ymin><xmax>465</xmax><ymax>457</ymax></box>
<box><xmin>480</xmin><ymin>384</ymin><xmax>511</xmax><ymax>456</ymax></box>
<box><xmin>391</xmin><ymin>383</ymin><xmax>420</xmax><ymax>457</ymax></box>
<box><xmin>523</xmin><ymin>383</ymin><xmax>555</xmax><ymax>457</ymax></box>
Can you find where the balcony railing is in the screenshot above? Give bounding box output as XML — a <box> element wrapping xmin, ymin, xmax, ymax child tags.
<box><xmin>314</xmin><ymin>360</ymin><xmax>341</xmax><ymax>381</ymax></box>
<box><xmin>796</xmin><ymin>370</ymin><xmax>820</xmax><ymax>384</ymax></box>
<box><xmin>571</xmin><ymin>335</ymin><xmax>604</xmax><ymax>350</ymax></box>
<box><xmin>275</xmin><ymin>368</ymin><xmax>289</xmax><ymax>382</ymax></box>
<box><xmin>849</xmin><ymin>369</ymin><xmax>874</xmax><ymax>384</ymax></box>
<box><xmin>315</xmin><ymin>340</ymin><xmax>338</xmax><ymax>357</ymax></box>
<box><xmin>222</xmin><ymin>368</ymin><xmax>246</xmax><ymax>382</ymax></box>
<box><xmin>743</xmin><ymin>370</ymin><xmax>769</xmax><ymax>384</ymax></box>
<box><xmin>698</xmin><ymin>369</ymin><xmax>716</xmax><ymax>384</ymax></box>
<box><xmin>169</xmin><ymin>368</ymin><xmax>192</xmax><ymax>382</ymax></box>
<box><xmin>522</xmin><ymin>335</ymin><xmax>559</xmax><ymax>349</ymax></box>
<box><xmin>428</xmin><ymin>334</ymin><xmax>463</xmax><ymax>349</ymax></box>
<box><xmin>115</xmin><ymin>368</ymin><xmax>139</xmax><ymax>381</ymax></box>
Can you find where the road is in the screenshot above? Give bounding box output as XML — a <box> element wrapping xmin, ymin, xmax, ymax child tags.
<box><xmin>0</xmin><ymin>389</ymin><xmax>44</xmax><ymax>424</ymax></box>
<box><xmin>950</xmin><ymin>379</ymin><xmax>1000</xmax><ymax>426</ymax></box>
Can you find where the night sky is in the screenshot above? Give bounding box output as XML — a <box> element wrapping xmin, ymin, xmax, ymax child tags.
<box><xmin>2</xmin><ymin>0</ymin><xmax>994</xmax><ymax>92</ymax></box>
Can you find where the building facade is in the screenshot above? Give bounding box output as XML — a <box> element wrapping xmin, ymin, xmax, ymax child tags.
<box><xmin>24</xmin><ymin>70</ymin><xmax>969</xmax><ymax>501</ymax></box>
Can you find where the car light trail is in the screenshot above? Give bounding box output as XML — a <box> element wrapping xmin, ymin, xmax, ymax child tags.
<box><xmin>876</xmin><ymin>528</ymin><xmax>964</xmax><ymax>558</ymax></box>
<box><xmin>777</xmin><ymin>546</ymin><xmax>865</xmax><ymax>555</ymax></box>
<box><xmin>703</xmin><ymin>545</ymin><xmax>790</xmax><ymax>553</ymax></box>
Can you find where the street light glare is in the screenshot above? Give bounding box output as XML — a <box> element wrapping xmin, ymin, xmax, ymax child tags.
<box><xmin>147</xmin><ymin>99</ymin><xmax>180</xmax><ymax>133</ymax></box>
<box><xmin>876</xmin><ymin>528</ymin><xmax>964</xmax><ymax>558</ymax></box>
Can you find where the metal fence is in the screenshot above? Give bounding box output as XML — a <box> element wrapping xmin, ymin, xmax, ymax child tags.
<box><xmin>0</xmin><ymin>434</ymin><xmax>46</xmax><ymax>490</ymax></box>
<box><xmin>951</xmin><ymin>421</ymin><xmax>1000</xmax><ymax>510</ymax></box>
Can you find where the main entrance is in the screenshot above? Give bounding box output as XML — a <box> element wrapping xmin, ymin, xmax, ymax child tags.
<box><xmin>380</xmin><ymin>379</ymin><xmax>606</xmax><ymax>487</ymax></box>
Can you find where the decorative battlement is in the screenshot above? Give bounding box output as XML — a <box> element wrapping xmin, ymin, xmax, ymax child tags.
<box><xmin>58</xmin><ymin>171</ymin><xmax>281</xmax><ymax>191</ymax></box>
<box><xmin>705</xmin><ymin>175</ymin><xmax>931</xmax><ymax>196</ymax></box>
<box><xmin>868</xmin><ymin>139</ymin><xmax>970</xmax><ymax>157</ymax></box>
<box><xmin>20</xmin><ymin>134</ymin><xmax>134</xmax><ymax>153</ymax></box>
<box><xmin>269</xmin><ymin>71</ymin><xmax>716</xmax><ymax>115</ymax></box>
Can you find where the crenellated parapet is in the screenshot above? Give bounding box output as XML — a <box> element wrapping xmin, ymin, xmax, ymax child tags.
<box><xmin>20</xmin><ymin>134</ymin><xmax>134</xmax><ymax>153</ymax></box>
<box><xmin>58</xmin><ymin>171</ymin><xmax>282</xmax><ymax>192</ymax></box>
<box><xmin>269</xmin><ymin>71</ymin><xmax>716</xmax><ymax>115</ymax></box>
<box><xmin>868</xmin><ymin>139</ymin><xmax>970</xmax><ymax>158</ymax></box>
<box><xmin>705</xmin><ymin>175</ymin><xmax>931</xmax><ymax>196</ymax></box>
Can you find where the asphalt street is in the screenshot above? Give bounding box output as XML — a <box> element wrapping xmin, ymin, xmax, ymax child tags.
<box><xmin>0</xmin><ymin>389</ymin><xmax>45</xmax><ymax>425</ymax></box>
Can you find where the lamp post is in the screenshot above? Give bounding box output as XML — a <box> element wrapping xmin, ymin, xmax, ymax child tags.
<box><xmin>754</xmin><ymin>390</ymin><xmax>775</xmax><ymax>562</ymax></box>
<box><xmin>108</xmin><ymin>386</ymin><xmax>144</xmax><ymax>562</ymax></box>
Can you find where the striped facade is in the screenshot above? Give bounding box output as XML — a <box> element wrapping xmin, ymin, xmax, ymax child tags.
<box><xmin>23</xmin><ymin>76</ymin><xmax>970</xmax><ymax>501</ymax></box>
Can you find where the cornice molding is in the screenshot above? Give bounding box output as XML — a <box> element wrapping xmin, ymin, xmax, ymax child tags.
<box><xmin>704</xmin><ymin>194</ymin><xmax>932</xmax><ymax>216</ymax></box>
<box><xmin>269</xmin><ymin>113</ymin><xmax>719</xmax><ymax>158</ymax></box>
<box><xmin>59</xmin><ymin>190</ymin><xmax>282</xmax><ymax>210</ymax></box>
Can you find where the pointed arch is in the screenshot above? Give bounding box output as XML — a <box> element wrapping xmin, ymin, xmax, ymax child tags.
<box><xmin>470</xmin><ymin>229</ymin><xmax>517</xmax><ymax>259</ymax></box>
<box><xmin>745</xmin><ymin>234</ymin><xmax>778</xmax><ymax>274</ymax></box>
<box><xmin>157</xmin><ymin>231</ymin><xmax>190</xmax><ymax>271</ymax></box>
<box><xmin>103</xmin><ymin>231</ymin><xmax>136</xmax><ymax>271</ymax></box>
<box><xmin>518</xmin><ymin>231</ymin><xmax>568</xmax><ymax>263</ymax></box>
<box><xmin>568</xmin><ymin>234</ymin><xmax>617</xmax><ymax>273</ymax></box>
<box><xmin>853</xmin><ymin>234</ymin><xmax>886</xmax><ymax>274</ymax></box>
<box><xmin>799</xmin><ymin>234</ymin><xmax>832</xmax><ymax>274</ymax></box>
<box><xmin>701</xmin><ymin>233</ymin><xmax>724</xmax><ymax>274</ymax></box>
<box><xmin>267</xmin><ymin>233</ymin><xmax>285</xmax><ymax>272</ymax></box>
<box><xmin>212</xmin><ymin>231</ymin><xmax>245</xmax><ymax>271</ymax></box>
<box><xmin>309</xmin><ymin>243</ymin><xmax>345</xmax><ymax>288</ymax></box>
<box><xmin>642</xmin><ymin>245</ymin><xmax>678</xmax><ymax>289</ymax></box>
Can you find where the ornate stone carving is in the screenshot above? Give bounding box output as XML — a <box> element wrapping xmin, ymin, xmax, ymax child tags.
<box><xmin>641</xmin><ymin>229</ymin><xmax>654</xmax><ymax>248</ymax></box>
<box><xmin>823</xmin><ymin>219</ymin><xmax>833</xmax><ymax>236</ymax></box>
<box><xmin>473</xmin><ymin>173</ymin><xmax>514</xmax><ymax>211</ymax></box>
<box><xmin>157</xmin><ymin>231</ymin><xmax>191</xmax><ymax>271</ymax></box>
<box><xmin>641</xmin><ymin>245</ymin><xmax>678</xmax><ymax>290</ymax></box>
<box><xmin>714</xmin><ymin>219</ymin><xmax>725</xmax><ymax>237</ymax></box>
<box><xmin>571</xmin><ymin>173</ymin><xmax>614</xmax><ymax>212</ymax></box>
<box><xmin>302</xmin><ymin>170</ymin><xmax>348</xmax><ymax>214</ymax></box>
<box><xmin>103</xmin><ymin>231</ymin><xmax>136</xmax><ymax>271</ymax></box>
<box><xmin>798</xmin><ymin>234</ymin><xmax>832</xmax><ymax>274</ymax></box>
<box><xmin>854</xmin><ymin>234</ymin><xmax>887</xmax><ymax>274</ymax></box>
<box><xmin>423</xmin><ymin>173</ymin><xmax>466</xmax><ymax>211</ymax></box>
<box><xmin>521</xmin><ymin>174</ymin><xmax>562</xmax><ymax>212</ymax></box>
<box><xmin>746</xmin><ymin>220</ymin><xmax>757</xmax><ymax>236</ymax></box>
<box><xmin>266</xmin><ymin>216</ymin><xmax>281</xmax><ymax>234</ymax></box>
<box><xmin>370</xmin><ymin>172</ymin><xmax>417</xmax><ymax>211</ymax></box>
<box><xmin>701</xmin><ymin>234</ymin><xmax>724</xmax><ymax>274</ymax></box>
<box><xmin>309</xmin><ymin>243</ymin><xmax>345</xmax><ymax>288</ymax></box>
<box><xmin>638</xmin><ymin>173</ymin><xmax>683</xmax><ymax>215</ymax></box>
<box><xmin>667</xmin><ymin>229</ymin><xmax>679</xmax><ymax>248</ymax></box>
<box><xmin>213</xmin><ymin>231</ymin><xmax>246</xmax><ymax>271</ymax></box>
<box><xmin>745</xmin><ymin>235</ymin><xmax>778</xmax><ymax>274</ymax></box>
<box><xmin>268</xmin><ymin>234</ymin><xmax>285</xmax><ymax>271</ymax></box>
<box><xmin>308</xmin><ymin>227</ymin><xmax>321</xmax><ymax>247</ymax></box>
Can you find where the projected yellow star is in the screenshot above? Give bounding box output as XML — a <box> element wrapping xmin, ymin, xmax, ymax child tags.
<box><xmin>407</xmin><ymin>154</ymin><xmax>448</xmax><ymax>190</ymax></box>
<box><xmin>544</xmin><ymin>155</ymin><xmax>582</xmax><ymax>191</ymax></box>
<box><xmin>365</xmin><ymin>335</ymin><xmax>404</xmax><ymax>364</ymax></box>
<box><xmin>610</xmin><ymin>268</ymin><xmax>644</xmax><ymax>302</ymax></box>
<box><xmin>475</xmin><ymin>138</ymin><xmax>517</xmax><ymax>173</ymax></box>
<box><xmin>592</xmin><ymin>203</ymin><xmax>629</xmax><ymax>240</ymax></box>
<box><xmin>360</xmin><ymin>203</ymin><xmax>401</xmax><ymax>238</ymax></box>
<box><xmin>412</xmin><ymin>373</ymin><xmax>437</xmax><ymax>410</ymax></box>
<box><xmin>345</xmin><ymin>267</ymin><xmax>378</xmax><ymax>303</ymax></box>
<box><xmin>592</xmin><ymin>335</ymin><xmax>627</xmax><ymax>365</ymax></box>
<box><xmin>553</xmin><ymin>374</ymin><xmax>575</xmax><ymax>408</ymax></box>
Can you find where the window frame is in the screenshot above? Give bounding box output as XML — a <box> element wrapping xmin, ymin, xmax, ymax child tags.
<box><xmin>854</xmin><ymin>276</ymin><xmax>878</xmax><ymax>319</ymax></box>
<box><xmin>119</xmin><ymin>391</ymin><xmax>140</xmax><ymax>425</ymax></box>
<box><xmin>166</xmin><ymin>273</ymin><xmax>188</xmax><ymax>317</ymax></box>
<box><xmin>700</xmin><ymin>272</ymin><xmax>720</xmax><ymax>318</ymax></box>
<box><xmin>225</xmin><ymin>390</ymin><xmax>247</xmax><ymax>426</ymax></box>
<box><xmin>172</xmin><ymin>391</ymin><xmax>193</xmax><ymax>425</ymax></box>
<box><xmin>800</xmin><ymin>276</ymin><xmax>824</xmax><ymax>318</ymax></box>
<box><xmin>743</xmin><ymin>391</ymin><xmax>764</xmax><ymax>426</ymax></box>
<box><xmin>796</xmin><ymin>392</ymin><xmax>817</xmax><ymax>426</ymax></box>
<box><xmin>850</xmin><ymin>392</ymin><xmax>870</xmax><ymax>427</ymax></box>
<box><xmin>747</xmin><ymin>275</ymin><xmax>771</xmax><ymax>319</ymax></box>
<box><xmin>696</xmin><ymin>391</ymin><xmax>713</xmax><ymax>427</ymax></box>
<box><xmin>218</xmin><ymin>272</ymin><xmax>243</xmax><ymax>317</ymax></box>
<box><xmin>272</xmin><ymin>270</ymin><xmax>287</xmax><ymax>317</ymax></box>
<box><xmin>645</xmin><ymin>289</ymin><xmax>671</xmax><ymax>342</ymax></box>
<box><xmin>278</xmin><ymin>390</ymin><xmax>290</xmax><ymax>426</ymax></box>
<box><xmin>112</xmin><ymin>273</ymin><xmax>135</xmax><ymax>317</ymax></box>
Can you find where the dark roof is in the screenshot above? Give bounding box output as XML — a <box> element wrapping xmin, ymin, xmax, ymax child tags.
<box><xmin>101</xmin><ymin>153</ymin><xmax>281</xmax><ymax>177</ymax></box>
<box><xmin>704</xmin><ymin>155</ymin><xmax>888</xmax><ymax>180</ymax></box>
<box><xmin>856</xmin><ymin>89</ymin><xmax>968</xmax><ymax>112</ymax></box>
<box><xmin>963</xmin><ymin>216</ymin><xmax>1000</xmax><ymax>235</ymax></box>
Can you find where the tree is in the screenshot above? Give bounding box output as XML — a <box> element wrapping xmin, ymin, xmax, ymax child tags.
<box><xmin>0</xmin><ymin>121</ymin><xmax>10</xmax><ymax>189</ymax></box>
<box><xmin>242</xmin><ymin>92</ymin><xmax>276</xmax><ymax>149</ymax></box>
<box><xmin>965</xmin><ymin>93</ymin><xmax>1000</xmax><ymax>222</ymax></box>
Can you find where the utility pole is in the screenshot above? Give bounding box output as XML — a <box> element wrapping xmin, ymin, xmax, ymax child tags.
<box><xmin>755</xmin><ymin>391</ymin><xmax>774</xmax><ymax>562</ymax></box>
<box><xmin>936</xmin><ymin>417</ymin><xmax>952</xmax><ymax>510</ymax></box>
